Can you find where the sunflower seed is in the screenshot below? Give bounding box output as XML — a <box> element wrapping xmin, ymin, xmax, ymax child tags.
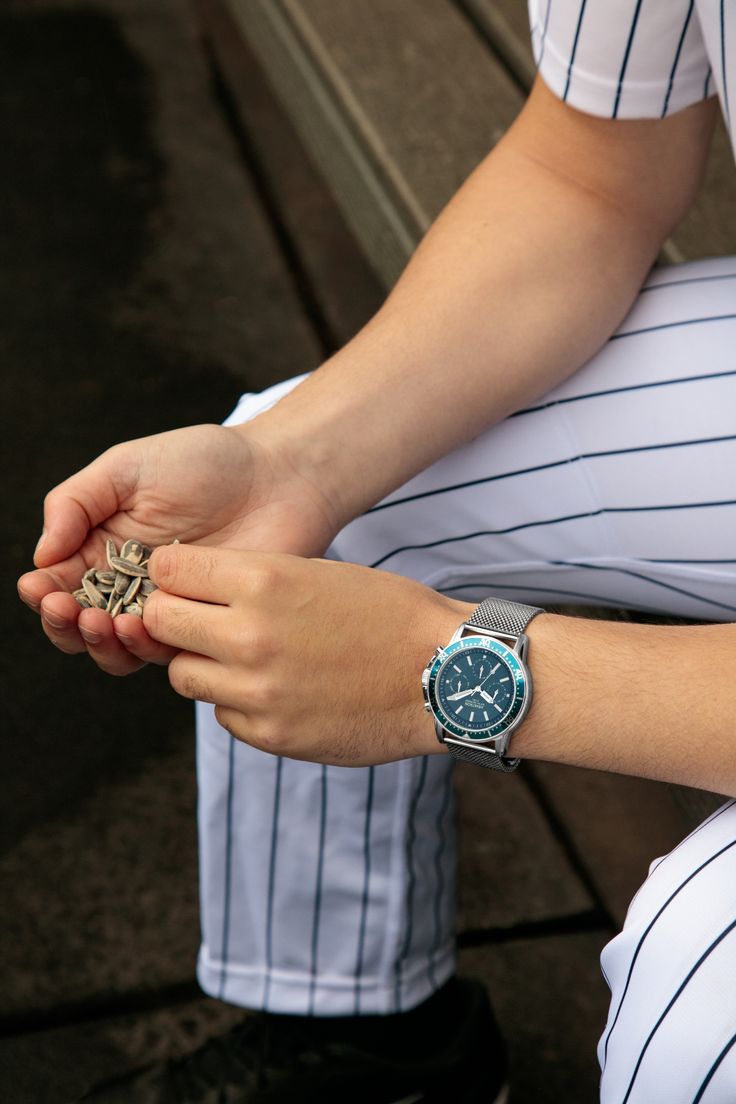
<box><xmin>120</xmin><ymin>539</ymin><xmax>144</xmax><ymax>564</ymax></box>
<box><xmin>73</xmin><ymin>537</ymin><xmax>175</xmax><ymax>618</ymax></box>
<box><xmin>106</xmin><ymin>539</ymin><xmax>119</xmax><ymax>571</ymax></box>
<box><xmin>108</xmin><ymin>596</ymin><xmax>124</xmax><ymax>618</ymax></box>
<box><xmin>109</xmin><ymin>556</ymin><xmax>148</xmax><ymax>577</ymax></box>
<box><xmin>123</xmin><ymin>576</ymin><xmax>141</xmax><ymax>604</ymax></box>
<box><xmin>82</xmin><ymin>576</ymin><xmax>107</xmax><ymax>609</ymax></box>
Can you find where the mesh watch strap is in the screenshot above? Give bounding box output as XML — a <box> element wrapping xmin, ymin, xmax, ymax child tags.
<box><xmin>466</xmin><ymin>596</ymin><xmax>543</xmax><ymax>637</ymax></box>
<box><xmin>443</xmin><ymin>738</ymin><xmax>520</xmax><ymax>773</ymax></box>
<box><xmin>443</xmin><ymin>597</ymin><xmax>543</xmax><ymax>772</ymax></box>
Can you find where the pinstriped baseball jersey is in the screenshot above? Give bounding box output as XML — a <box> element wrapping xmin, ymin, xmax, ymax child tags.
<box><xmin>528</xmin><ymin>1</ymin><xmax>734</xmax><ymax>152</ymax></box>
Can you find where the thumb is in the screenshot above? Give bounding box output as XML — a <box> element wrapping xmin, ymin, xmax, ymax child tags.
<box><xmin>34</xmin><ymin>446</ymin><xmax>137</xmax><ymax>568</ymax></box>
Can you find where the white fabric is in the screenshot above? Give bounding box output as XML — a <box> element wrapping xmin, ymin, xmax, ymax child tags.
<box><xmin>196</xmin><ymin>256</ymin><xmax>736</xmax><ymax>1100</ymax></box>
<box><xmin>528</xmin><ymin>0</ymin><xmax>733</xmax><ymax>156</ymax></box>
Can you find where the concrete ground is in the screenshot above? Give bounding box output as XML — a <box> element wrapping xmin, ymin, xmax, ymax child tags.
<box><xmin>1</xmin><ymin>2</ymin><xmax>694</xmax><ymax>1101</ymax></box>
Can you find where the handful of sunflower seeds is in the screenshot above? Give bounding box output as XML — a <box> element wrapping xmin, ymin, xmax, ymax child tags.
<box><xmin>72</xmin><ymin>537</ymin><xmax>174</xmax><ymax>618</ymax></box>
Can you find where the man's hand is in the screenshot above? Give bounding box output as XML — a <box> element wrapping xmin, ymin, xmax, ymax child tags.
<box><xmin>143</xmin><ymin>543</ymin><xmax>470</xmax><ymax>766</ymax></box>
<box><xmin>17</xmin><ymin>421</ymin><xmax>339</xmax><ymax>676</ymax></box>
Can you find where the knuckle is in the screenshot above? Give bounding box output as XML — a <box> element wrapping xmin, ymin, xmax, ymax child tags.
<box><xmin>231</xmin><ymin>615</ymin><xmax>275</xmax><ymax>661</ymax></box>
<box><xmin>168</xmin><ymin>657</ymin><xmax>211</xmax><ymax>702</ymax></box>
<box><xmin>149</xmin><ymin>545</ymin><xmax>177</xmax><ymax>588</ymax></box>
<box><xmin>244</xmin><ymin>561</ymin><xmax>281</xmax><ymax>599</ymax></box>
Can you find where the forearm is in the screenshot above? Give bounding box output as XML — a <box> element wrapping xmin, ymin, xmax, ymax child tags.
<box><xmin>243</xmin><ymin>87</ymin><xmax>711</xmax><ymax>528</ymax></box>
<box><xmin>495</xmin><ymin>612</ymin><xmax>736</xmax><ymax>796</ymax></box>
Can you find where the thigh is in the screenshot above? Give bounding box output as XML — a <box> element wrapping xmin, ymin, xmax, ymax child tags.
<box><xmin>331</xmin><ymin>256</ymin><xmax>736</xmax><ymax>620</ymax></box>
<box><xmin>599</xmin><ymin>800</ymin><xmax>736</xmax><ymax>1103</ymax></box>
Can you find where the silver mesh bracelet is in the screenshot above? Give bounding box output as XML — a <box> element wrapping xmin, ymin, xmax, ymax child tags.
<box><xmin>466</xmin><ymin>596</ymin><xmax>543</xmax><ymax>638</ymax></box>
<box><xmin>444</xmin><ymin>597</ymin><xmax>543</xmax><ymax>772</ymax></box>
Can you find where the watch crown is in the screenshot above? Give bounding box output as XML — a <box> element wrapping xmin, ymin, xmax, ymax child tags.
<box><xmin>424</xmin><ymin>702</ymin><xmax>432</xmax><ymax>712</ymax></box>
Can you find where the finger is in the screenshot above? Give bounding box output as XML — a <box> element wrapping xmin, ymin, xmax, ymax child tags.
<box><xmin>167</xmin><ymin>653</ymin><xmax>237</xmax><ymax>706</ymax></box>
<box><xmin>18</xmin><ymin>558</ymin><xmax>96</xmax><ymax>610</ymax></box>
<box><xmin>142</xmin><ymin>589</ymin><xmax>227</xmax><ymax>658</ymax></box>
<box><xmin>35</xmin><ymin>446</ymin><xmax>134</xmax><ymax>569</ymax></box>
<box><xmin>148</xmin><ymin>543</ymin><xmax>253</xmax><ymax>605</ymax></box>
<box><xmin>75</xmin><ymin>607</ymin><xmax>147</xmax><ymax>676</ymax></box>
<box><xmin>112</xmin><ymin>613</ymin><xmax>179</xmax><ymax>666</ymax></box>
<box><xmin>39</xmin><ymin>592</ymin><xmax>87</xmax><ymax>655</ymax></box>
<box><xmin>213</xmin><ymin>705</ymin><xmax>255</xmax><ymax>746</ymax></box>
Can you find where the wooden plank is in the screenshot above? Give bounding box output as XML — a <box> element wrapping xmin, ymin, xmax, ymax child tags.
<box><xmin>455</xmin><ymin>763</ymin><xmax>592</xmax><ymax>933</ymax></box>
<box><xmin>225</xmin><ymin>0</ymin><xmax>523</xmax><ymax>286</ymax></box>
<box><xmin>460</xmin><ymin>933</ymin><xmax>611</xmax><ymax>1104</ymax></box>
<box><xmin>197</xmin><ymin>0</ymin><xmax>384</xmax><ymax>348</ymax></box>
<box><xmin>456</xmin><ymin>0</ymin><xmax>537</xmax><ymax>89</ymax></box>
<box><xmin>525</xmin><ymin>763</ymin><xmax>711</xmax><ymax>926</ymax></box>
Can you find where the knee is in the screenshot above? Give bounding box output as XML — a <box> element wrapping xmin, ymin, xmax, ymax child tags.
<box><xmin>598</xmin><ymin>802</ymin><xmax>736</xmax><ymax>1102</ymax></box>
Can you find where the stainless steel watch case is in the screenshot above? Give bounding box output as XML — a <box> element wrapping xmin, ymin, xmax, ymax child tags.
<box><xmin>421</xmin><ymin>621</ymin><xmax>533</xmax><ymax>761</ymax></box>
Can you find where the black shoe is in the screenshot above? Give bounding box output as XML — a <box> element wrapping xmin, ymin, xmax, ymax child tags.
<box><xmin>74</xmin><ymin>977</ymin><xmax>508</xmax><ymax>1103</ymax></box>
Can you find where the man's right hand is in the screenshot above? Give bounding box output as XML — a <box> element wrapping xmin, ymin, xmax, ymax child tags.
<box><xmin>17</xmin><ymin>420</ymin><xmax>340</xmax><ymax>675</ymax></box>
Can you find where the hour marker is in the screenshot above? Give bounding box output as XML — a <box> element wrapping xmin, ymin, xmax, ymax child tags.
<box><xmin>490</xmin><ymin>663</ymin><xmax>500</xmax><ymax>674</ymax></box>
<box><xmin>466</xmin><ymin>656</ymin><xmax>473</xmax><ymax>666</ymax></box>
<box><xmin>453</xmin><ymin>664</ymin><xmax>462</xmax><ymax>674</ymax></box>
<box><xmin>500</xmin><ymin>677</ymin><xmax>510</xmax><ymax>683</ymax></box>
<box><xmin>483</xmin><ymin>711</ymin><xmax>489</xmax><ymax>722</ymax></box>
<box><xmin>493</xmin><ymin>703</ymin><xmax>503</xmax><ymax>713</ymax></box>
<box><xmin>454</xmin><ymin>706</ymin><xmax>463</xmax><ymax>714</ymax></box>
<box><xmin>469</xmin><ymin>712</ymin><xmax>475</xmax><ymax>722</ymax></box>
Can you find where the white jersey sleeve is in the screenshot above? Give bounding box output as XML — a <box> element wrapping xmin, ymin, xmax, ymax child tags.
<box><xmin>528</xmin><ymin>1</ymin><xmax>713</xmax><ymax>120</ymax></box>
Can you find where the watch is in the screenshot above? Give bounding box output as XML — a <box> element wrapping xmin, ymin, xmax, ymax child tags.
<box><xmin>421</xmin><ymin>597</ymin><xmax>544</xmax><ymax>772</ymax></box>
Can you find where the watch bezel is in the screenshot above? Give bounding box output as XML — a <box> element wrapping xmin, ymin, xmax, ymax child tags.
<box><xmin>426</xmin><ymin>635</ymin><xmax>529</xmax><ymax>743</ymax></box>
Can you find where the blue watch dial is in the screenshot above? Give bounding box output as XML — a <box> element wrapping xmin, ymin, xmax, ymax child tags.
<box><xmin>427</xmin><ymin>636</ymin><xmax>528</xmax><ymax>742</ymax></box>
<box><xmin>436</xmin><ymin>647</ymin><xmax>515</xmax><ymax>731</ymax></box>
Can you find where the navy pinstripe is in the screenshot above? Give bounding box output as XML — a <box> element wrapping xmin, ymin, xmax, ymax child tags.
<box><xmin>601</xmin><ymin>839</ymin><xmax>736</xmax><ymax>1068</ymax></box>
<box><xmin>307</xmin><ymin>765</ymin><xmax>329</xmax><ymax>1014</ymax></box>
<box><xmin>514</xmin><ymin>366</ymin><xmax>736</xmax><ymax>418</ymax></box>
<box><xmin>612</xmin><ymin>0</ymin><xmax>645</xmax><ymax>118</ymax></box>
<box><xmin>368</xmin><ymin>432</ymin><xmax>736</xmax><ymax>516</ymax></box>
<box><xmin>353</xmin><ymin>766</ymin><xmax>375</xmax><ymax>1014</ymax></box>
<box><xmin>262</xmin><ymin>757</ymin><xmax>283</xmax><ymax>1011</ymax></box>
<box><xmin>692</xmin><ymin>1032</ymin><xmax>736</xmax><ymax>1103</ymax></box>
<box><xmin>720</xmin><ymin>0</ymin><xmax>730</xmax><ymax>125</ymax></box>
<box><xmin>217</xmin><ymin>736</ymin><xmax>236</xmax><ymax>999</ymax></box>
<box><xmin>704</xmin><ymin>65</ymin><xmax>713</xmax><ymax>98</ymax></box>
<box><xmin>427</xmin><ymin>766</ymin><xmax>454</xmax><ymax>990</ymax></box>
<box><xmin>369</xmin><ymin>499</ymin><xmax>736</xmax><ymax>574</ymax></box>
<box><xmin>621</xmin><ymin>920</ymin><xmax>736</xmax><ymax>1103</ymax></box>
<box><xmin>661</xmin><ymin>0</ymin><xmax>696</xmax><ymax>116</ymax></box>
<box><xmin>640</xmin><ymin>271</ymin><xmax>736</xmax><ymax>293</ymax></box>
<box><xmin>549</xmin><ymin>559</ymin><xmax>736</xmax><ymax>615</ymax></box>
<box><xmin>394</xmin><ymin>757</ymin><xmax>429</xmax><ymax>1011</ymax></box>
<box><xmin>563</xmin><ymin>0</ymin><xmax>588</xmax><ymax>100</ymax></box>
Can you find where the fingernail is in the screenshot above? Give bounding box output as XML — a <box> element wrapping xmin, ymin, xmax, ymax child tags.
<box><xmin>116</xmin><ymin>633</ymin><xmax>133</xmax><ymax>646</ymax></box>
<box><xmin>34</xmin><ymin>530</ymin><xmax>47</xmax><ymax>556</ymax></box>
<box><xmin>79</xmin><ymin>627</ymin><xmax>103</xmax><ymax>645</ymax></box>
<box><xmin>43</xmin><ymin>611</ymin><xmax>67</xmax><ymax>629</ymax></box>
<box><xmin>19</xmin><ymin>589</ymin><xmax>40</xmax><ymax>611</ymax></box>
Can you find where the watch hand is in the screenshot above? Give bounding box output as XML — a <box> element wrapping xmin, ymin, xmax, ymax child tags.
<box><xmin>479</xmin><ymin>689</ymin><xmax>499</xmax><ymax>704</ymax></box>
<box><xmin>447</xmin><ymin>689</ymin><xmax>476</xmax><ymax>701</ymax></box>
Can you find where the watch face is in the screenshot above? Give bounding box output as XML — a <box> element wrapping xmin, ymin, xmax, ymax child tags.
<box><xmin>427</xmin><ymin>636</ymin><xmax>528</xmax><ymax>742</ymax></box>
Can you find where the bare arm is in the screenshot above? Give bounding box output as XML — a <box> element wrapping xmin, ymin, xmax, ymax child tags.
<box><xmin>247</xmin><ymin>79</ymin><xmax>717</xmax><ymax>526</ymax></box>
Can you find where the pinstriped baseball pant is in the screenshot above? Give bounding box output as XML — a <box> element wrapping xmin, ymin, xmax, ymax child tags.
<box><xmin>196</xmin><ymin>255</ymin><xmax>736</xmax><ymax>1100</ymax></box>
